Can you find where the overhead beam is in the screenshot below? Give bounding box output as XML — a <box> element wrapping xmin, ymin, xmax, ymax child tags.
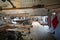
<box><xmin>7</xmin><ymin>0</ymin><xmax>16</xmax><ymax>8</ymax></box>
<box><xmin>45</xmin><ymin>4</ymin><xmax>60</xmax><ymax>9</ymax></box>
<box><xmin>2</xmin><ymin>4</ymin><xmax>45</xmax><ymax>10</ymax></box>
<box><xmin>1</xmin><ymin>4</ymin><xmax>60</xmax><ymax>10</ymax></box>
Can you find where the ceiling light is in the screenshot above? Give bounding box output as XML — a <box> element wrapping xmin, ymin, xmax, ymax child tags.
<box><xmin>52</xmin><ymin>12</ymin><xmax>56</xmax><ymax>15</ymax></box>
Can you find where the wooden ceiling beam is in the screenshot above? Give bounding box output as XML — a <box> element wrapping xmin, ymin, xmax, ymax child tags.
<box><xmin>1</xmin><ymin>4</ymin><xmax>45</xmax><ymax>10</ymax></box>
<box><xmin>2</xmin><ymin>7</ymin><xmax>33</xmax><ymax>10</ymax></box>
<box><xmin>45</xmin><ymin>4</ymin><xmax>60</xmax><ymax>9</ymax></box>
<box><xmin>1</xmin><ymin>4</ymin><xmax>60</xmax><ymax>10</ymax></box>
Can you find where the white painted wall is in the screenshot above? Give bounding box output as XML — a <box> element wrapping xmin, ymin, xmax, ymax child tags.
<box><xmin>54</xmin><ymin>13</ymin><xmax>60</xmax><ymax>40</ymax></box>
<box><xmin>50</xmin><ymin>12</ymin><xmax>60</xmax><ymax>40</ymax></box>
